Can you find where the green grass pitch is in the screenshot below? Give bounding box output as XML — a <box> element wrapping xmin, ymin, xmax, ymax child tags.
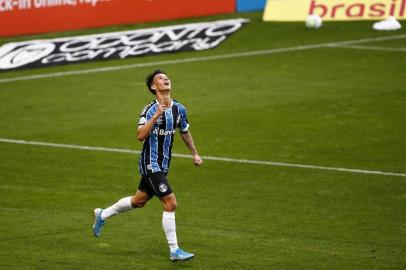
<box><xmin>0</xmin><ymin>12</ymin><xmax>405</xmax><ymax>269</ymax></box>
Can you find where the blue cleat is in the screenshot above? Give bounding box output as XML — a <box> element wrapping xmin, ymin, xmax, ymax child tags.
<box><xmin>92</xmin><ymin>208</ymin><xmax>105</xmax><ymax>238</ymax></box>
<box><xmin>170</xmin><ymin>248</ymin><xmax>194</xmax><ymax>262</ymax></box>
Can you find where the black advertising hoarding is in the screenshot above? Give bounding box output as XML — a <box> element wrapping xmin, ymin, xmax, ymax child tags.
<box><xmin>0</xmin><ymin>18</ymin><xmax>249</xmax><ymax>71</ymax></box>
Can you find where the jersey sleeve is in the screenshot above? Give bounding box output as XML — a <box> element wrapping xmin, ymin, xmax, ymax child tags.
<box><xmin>138</xmin><ymin>102</ymin><xmax>156</xmax><ymax>128</ymax></box>
<box><xmin>178</xmin><ymin>104</ymin><xmax>189</xmax><ymax>133</ymax></box>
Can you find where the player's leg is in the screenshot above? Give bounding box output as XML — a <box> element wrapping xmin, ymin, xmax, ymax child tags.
<box><xmin>93</xmin><ymin>190</ymin><xmax>151</xmax><ymax>237</ymax></box>
<box><xmin>103</xmin><ymin>189</ymin><xmax>151</xmax><ymax>218</ymax></box>
<box><xmin>130</xmin><ymin>189</ymin><xmax>152</xmax><ymax>208</ymax></box>
<box><xmin>153</xmin><ymin>175</ymin><xmax>193</xmax><ymax>261</ymax></box>
<box><xmin>146</xmin><ymin>172</ymin><xmax>194</xmax><ymax>261</ymax></box>
<box><xmin>160</xmin><ymin>193</ymin><xmax>194</xmax><ymax>262</ymax></box>
<box><xmin>160</xmin><ymin>193</ymin><xmax>178</xmax><ymax>251</ymax></box>
<box><xmin>160</xmin><ymin>192</ymin><xmax>177</xmax><ymax>212</ymax></box>
<box><xmin>93</xmin><ymin>175</ymin><xmax>153</xmax><ymax>238</ymax></box>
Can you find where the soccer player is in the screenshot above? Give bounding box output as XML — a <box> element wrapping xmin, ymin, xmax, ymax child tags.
<box><xmin>92</xmin><ymin>69</ymin><xmax>203</xmax><ymax>262</ymax></box>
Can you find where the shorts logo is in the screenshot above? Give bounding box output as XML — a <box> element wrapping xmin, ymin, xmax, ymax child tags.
<box><xmin>159</xmin><ymin>183</ymin><xmax>168</xmax><ymax>193</ymax></box>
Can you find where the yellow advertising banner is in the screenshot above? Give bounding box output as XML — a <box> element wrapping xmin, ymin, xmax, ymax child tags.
<box><xmin>263</xmin><ymin>0</ymin><xmax>406</xmax><ymax>21</ymax></box>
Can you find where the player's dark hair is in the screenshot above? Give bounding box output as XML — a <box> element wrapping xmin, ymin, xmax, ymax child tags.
<box><xmin>146</xmin><ymin>69</ymin><xmax>167</xmax><ymax>95</ymax></box>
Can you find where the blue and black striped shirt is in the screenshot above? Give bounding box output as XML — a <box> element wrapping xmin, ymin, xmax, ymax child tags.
<box><xmin>138</xmin><ymin>99</ymin><xmax>189</xmax><ymax>175</ymax></box>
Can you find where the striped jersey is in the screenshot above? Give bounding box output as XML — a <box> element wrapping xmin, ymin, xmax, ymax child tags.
<box><xmin>138</xmin><ymin>99</ymin><xmax>189</xmax><ymax>175</ymax></box>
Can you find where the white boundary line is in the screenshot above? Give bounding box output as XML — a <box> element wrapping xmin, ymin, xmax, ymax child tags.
<box><xmin>0</xmin><ymin>138</ymin><xmax>405</xmax><ymax>178</ymax></box>
<box><xmin>1</xmin><ymin>34</ymin><xmax>406</xmax><ymax>84</ymax></box>
<box><xmin>332</xmin><ymin>44</ymin><xmax>406</xmax><ymax>52</ymax></box>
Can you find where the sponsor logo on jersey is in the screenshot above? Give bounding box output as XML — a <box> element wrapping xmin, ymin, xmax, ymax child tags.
<box><xmin>152</xmin><ymin>128</ymin><xmax>176</xmax><ymax>136</ymax></box>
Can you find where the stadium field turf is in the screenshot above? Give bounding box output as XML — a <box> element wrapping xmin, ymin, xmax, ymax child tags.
<box><xmin>0</xmin><ymin>12</ymin><xmax>405</xmax><ymax>270</ymax></box>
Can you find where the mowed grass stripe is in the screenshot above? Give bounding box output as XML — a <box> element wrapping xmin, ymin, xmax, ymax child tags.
<box><xmin>1</xmin><ymin>138</ymin><xmax>405</xmax><ymax>178</ymax></box>
<box><xmin>1</xmin><ymin>34</ymin><xmax>406</xmax><ymax>84</ymax></box>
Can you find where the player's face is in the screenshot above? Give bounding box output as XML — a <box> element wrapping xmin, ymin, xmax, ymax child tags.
<box><xmin>152</xmin><ymin>73</ymin><xmax>171</xmax><ymax>93</ymax></box>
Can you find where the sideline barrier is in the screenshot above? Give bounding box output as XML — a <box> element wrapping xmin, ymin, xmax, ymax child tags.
<box><xmin>237</xmin><ymin>0</ymin><xmax>266</xmax><ymax>12</ymax></box>
<box><xmin>263</xmin><ymin>0</ymin><xmax>406</xmax><ymax>21</ymax></box>
<box><xmin>0</xmin><ymin>0</ymin><xmax>235</xmax><ymax>37</ymax></box>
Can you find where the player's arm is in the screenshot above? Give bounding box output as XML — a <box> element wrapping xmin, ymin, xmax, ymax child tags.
<box><xmin>137</xmin><ymin>103</ymin><xmax>165</xmax><ymax>141</ymax></box>
<box><xmin>180</xmin><ymin>130</ymin><xmax>203</xmax><ymax>167</ymax></box>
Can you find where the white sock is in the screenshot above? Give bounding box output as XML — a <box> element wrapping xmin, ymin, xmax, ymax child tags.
<box><xmin>162</xmin><ymin>211</ymin><xmax>179</xmax><ymax>253</ymax></box>
<box><xmin>101</xmin><ymin>196</ymin><xmax>133</xmax><ymax>220</ymax></box>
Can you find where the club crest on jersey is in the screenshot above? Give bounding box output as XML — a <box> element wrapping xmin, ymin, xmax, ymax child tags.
<box><xmin>156</xmin><ymin>117</ymin><xmax>163</xmax><ymax>125</ymax></box>
<box><xmin>159</xmin><ymin>183</ymin><xmax>168</xmax><ymax>193</ymax></box>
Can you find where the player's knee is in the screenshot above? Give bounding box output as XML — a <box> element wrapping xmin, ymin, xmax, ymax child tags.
<box><xmin>164</xmin><ymin>201</ymin><xmax>177</xmax><ymax>212</ymax></box>
<box><xmin>135</xmin><ymin>201</ymin><xmax>146</xmax><ymax>208</ymax></box>
<box><xmin>131</xmin><ymin>197</ymin><xmax>147</xmax><ymax>208</ymax></box>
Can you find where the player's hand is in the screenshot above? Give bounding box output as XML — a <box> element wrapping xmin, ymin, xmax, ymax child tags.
<box><xmin>193</xmin><ymin>154</ymin><xmax>203</xmax><ymax>167</ymax></box>
<box><xmin>154</xmin><ymin>99</ymin><xmax>166</xmax><ymax>118</ymax></box>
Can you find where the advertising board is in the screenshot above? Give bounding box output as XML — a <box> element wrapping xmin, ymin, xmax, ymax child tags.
<box><xmin>0</xmin><ymin>0</ymin><xmax>235</xmax><ymax>37</ymax></box>
<box><xmin>0</xmin><ymin>18</ymin><xmax>249</xmax><ymax>71</ymax></box>
<box><xmin>263</xmin><ymin>0</ymin><xmax>406</xmax><ymax>21</ymax></box>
